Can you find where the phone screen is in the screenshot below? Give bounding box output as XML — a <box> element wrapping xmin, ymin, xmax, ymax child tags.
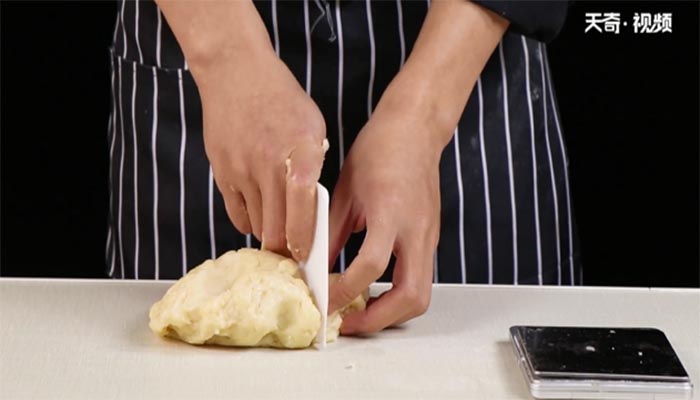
<box><xmin>513</xmin><ymin>326</ymin><xmax>689</xmax><ymax>379</ymax></box>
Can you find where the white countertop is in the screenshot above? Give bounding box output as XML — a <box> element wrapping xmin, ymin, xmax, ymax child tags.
<box><xmin>1</xmin><ymin>278</ymin><xmax>698</xmax><ymax>399</ymax></box>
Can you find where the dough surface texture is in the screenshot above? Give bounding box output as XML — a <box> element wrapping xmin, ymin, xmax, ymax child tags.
<box><xmin>149</xmin><ymin>248</ymin><xmax>367</xmax><ymax>349</ymax></box>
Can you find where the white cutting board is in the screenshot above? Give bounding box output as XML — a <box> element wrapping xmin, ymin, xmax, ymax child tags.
<box><xmin>1</xmin><ymin>280</ymin><xmax>698</xmax><ymax>399</ymax></box>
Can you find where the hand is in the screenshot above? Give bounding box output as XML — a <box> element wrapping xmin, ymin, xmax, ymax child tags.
<box><xmin>196</xmin><ymin>52</ymin><xmax>327</xmax><ymax>261</ymax></box>
<box><xmin>326</xmin><ymin>0</ymin><xmax>508</xmax><ymax>334</ymax></box>
<box><xmin>327</xmin><ymin>102</ymin><xmax>443</xmax><ymax>335</ymax></box>
<box><xmin>158</xmin><ymin>0</ymin><xmax>330</xmax><ymax>261</ymax></box>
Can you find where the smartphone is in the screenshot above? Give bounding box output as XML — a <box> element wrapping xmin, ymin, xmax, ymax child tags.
<box><xmin>509</xmin><ymin>326</ymin><xmax>694</xmax><ymax>399</ymax></box>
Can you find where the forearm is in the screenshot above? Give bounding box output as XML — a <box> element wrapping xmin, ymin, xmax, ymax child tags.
<box><xmin>155</xmin><ymin>0</ymin><xmax>276</xmax><ymax>88</ymax></box>
<box><xmin>377</xmin><ymin>0</ymin><xmax>509</xmax><ymax>151</ymax></box>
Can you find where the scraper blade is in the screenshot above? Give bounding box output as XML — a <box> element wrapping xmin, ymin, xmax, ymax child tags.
<box><xmin>299</xmin><ymin>183</ymin><xmax>329</xmax><ymax>348</ymax></box>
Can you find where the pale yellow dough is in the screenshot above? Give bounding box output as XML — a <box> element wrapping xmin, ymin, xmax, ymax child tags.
<box><xmin>149</xmin><ymin>248</ymin><xmax>367</xmax><ymax>349</ymax></box>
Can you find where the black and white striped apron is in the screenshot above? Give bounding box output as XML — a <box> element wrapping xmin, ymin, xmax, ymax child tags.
<box><xmin>106</xmin><ymin>0</ymin><xmax>582</xmax><ymax>285</ymax></box>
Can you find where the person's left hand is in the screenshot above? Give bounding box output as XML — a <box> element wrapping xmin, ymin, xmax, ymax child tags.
<box><xmin>326</xmin><ymin>0</ymin><xmax>508</xmax><ymax>336</ymax></box>
<box><xmin>327</xmin><ymin>100</ymin><xmax>444</xmax><ymax>335</ymax></box>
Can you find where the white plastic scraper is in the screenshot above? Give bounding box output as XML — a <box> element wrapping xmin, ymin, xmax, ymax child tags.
<box><xmin>299</xmin><ymin>183</ymin><xmax>329</xmax><ymax>348</ymax></box>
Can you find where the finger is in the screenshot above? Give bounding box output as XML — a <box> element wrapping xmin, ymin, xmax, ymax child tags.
<box><xmin>328</xmin><ymin>222</ymin><xmax>395</xmax><ymax>314</ymax></box>
<box><xmin>240</xmin><ymin>183</ymin><xmax>263</xmax><ymax>242</ymax></box>
<box><xmin>341</xmin><ymin>235</ymin><xmax>433</xmax><ymax>335</ymax></box>
<box><xmin>340</xmin><ymin>289</ymin><xmax>404</xmax><ymax>335</ymax></box>
<box><xmin>285</xmin><ymin>141</ymin><xmax>324</xmax><ymax>261</ymax></box>
<box><xmin>260</xmin><ymin>172</ymin><xmax>287</xmax><ymax>254</ymax></box>
<box><xmin>222</xmin><ymin>186</ymin><xmax>252</xmax><ymax>235</ymax></box>
<box><xmin>388</xmin><ymin>268</ymin><xmax>433</xmax><ymax>327</ymax></box>
<box><xmin>328</xmin><ymin>175</ymin><xmax>354</xmax><ymax>271</ymax></box>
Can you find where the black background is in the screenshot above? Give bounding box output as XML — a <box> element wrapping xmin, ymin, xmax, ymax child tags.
<box><xmin>1</xmin><ymin>1</ymin><xmax>698</xmax><ymax>287</ymax></box>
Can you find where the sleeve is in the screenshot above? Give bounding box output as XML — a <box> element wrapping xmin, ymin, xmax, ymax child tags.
<box><xmin>472</xmin><ymin>1</ymin><xmax>571</xmax><ymax>43</ymax></box>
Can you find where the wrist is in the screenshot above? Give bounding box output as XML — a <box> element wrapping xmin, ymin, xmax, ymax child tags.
<box><xmin>376</xmin><ymin>69</ymin><xmax>461</xmax><ymax>153</ymax></box>
<box><xmin>372</xmin><ymin>79</ymin><xmax>452</xmax><ymax>162</ymax></box>
<box><xmin>190</xmin><ymin>44</ymin><xmax>279</xmax><ymax>93</ymax></box>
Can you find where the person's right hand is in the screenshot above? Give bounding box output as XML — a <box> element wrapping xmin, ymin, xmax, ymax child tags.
<box><xmin>193</xmin><ymin>50</ymin><xmax>327</xmax><ymax>261</ymax></box>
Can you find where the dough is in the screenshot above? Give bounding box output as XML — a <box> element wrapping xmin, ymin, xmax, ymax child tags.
<box><xmin>149</xmin><ymin>248</ymin><xmax>367</xmax><ymax>349</ymax></box>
